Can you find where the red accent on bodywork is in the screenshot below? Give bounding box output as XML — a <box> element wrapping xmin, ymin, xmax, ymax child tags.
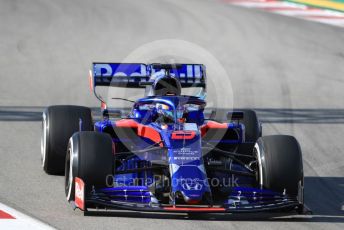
<box><xmin>163</xmin><ymin>207</ymin><xmax>225</xmax><ymax>212</ymax></box>
<box><xmin>115</xmin><ymin>119</ymin><xmax>163</xmax><ymax>146</ymax></box>
<box><xmin>115</xmin><ymin>119</ymin><xmax>138</xmax><ymax>128</ymax></box>
<box><xmin>75</xmin><ymin>177</ymin><xmax>85</xmax><ymax>210</ymax></box>
<box><xmin>0</xmin><ymin>210</ymin><xmax>15</xmax><ymax>219</ymax></box>
<box><xmin>171</xmin><ymin>131</ymin><xmax>196</xmax><ymax>140</ymax></box>
<box><xmin>138</xmin><ymin>125</ymin><xmax>162</xmax><ymax>146</ymax></box>
<box><xmin>200</xmin><ymin>121</ymin><xmax>228</xmax><ymax>137</ymax></box>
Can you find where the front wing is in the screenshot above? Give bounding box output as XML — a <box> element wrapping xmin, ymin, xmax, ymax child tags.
<box><xmin>73</xmin><ymin>178</ymin><xmax>302</xmax><ymax>214</ymax></box>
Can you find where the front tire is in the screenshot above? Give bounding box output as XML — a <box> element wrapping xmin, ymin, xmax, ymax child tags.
<box><xmin>65</xmin><ymin>131</ymin><xmax>113</xmax><ymax>202</ymax></box>
<box><xmin>255</xmin><ymin>135</ymin><xmax>304</xmax><ymax>198</ymax></box>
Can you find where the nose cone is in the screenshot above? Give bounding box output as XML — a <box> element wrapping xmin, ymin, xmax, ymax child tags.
<box><xmin>181</xmin><ymin>191</ymin><xmax>203</xmax><ymax>204</ymax></box>
<box><xmin>170</xmin><ymin>165</ymin><xmax>210</xmax><ymax>204</ymax></box>
<box><xmin>168</xmin><ymin>131</ymin><xmax>212</xmax><ymax>205</ymax></box>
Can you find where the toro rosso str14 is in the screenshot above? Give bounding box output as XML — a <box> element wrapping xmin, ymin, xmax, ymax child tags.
<box><xmin>41</xmin><ymin>63</ymin><xmax>305</xmax><ymax>214</ymax></box>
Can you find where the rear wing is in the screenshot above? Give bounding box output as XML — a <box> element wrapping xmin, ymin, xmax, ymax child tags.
<box><xmin>90</xmin><ymin>63</ymin><xmax>206</xmax><ymax>89</ymax></box>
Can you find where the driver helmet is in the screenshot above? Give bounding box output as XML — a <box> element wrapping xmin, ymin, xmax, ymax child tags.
<box><xmin>156</xmin><ymin>103</ymin><xmax>174</xmax><ymax>123</ymax></box>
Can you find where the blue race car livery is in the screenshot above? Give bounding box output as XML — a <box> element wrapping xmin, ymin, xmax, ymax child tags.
<box><xmin>41</xmin><ymin>63</ymin><xmax>305</xmax><ymax>214</ymax></box>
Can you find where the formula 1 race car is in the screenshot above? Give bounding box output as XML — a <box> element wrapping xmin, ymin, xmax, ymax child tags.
<box><xmin>41</xmin><ymin>63</ymin><xmax>305</xmax><ymax>214</ymax></box>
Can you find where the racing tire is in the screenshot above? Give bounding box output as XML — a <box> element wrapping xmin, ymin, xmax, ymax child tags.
<box><xmin>227</xmin><ymin>109</ymin><xmax>261</xmax><ymax>143</ymax></box>
<box><xmin>228</xmin><ymin>109</ymin><xmax>261</xmax><ymax>154</ymax></box>
<box><xmin>254</xmin><ymin>135</ymin><xmax>304</xmax><ymax>199</ymax></box>
<box><xmin>41</xmin><ymin>105</ymin><xmax>93</xmax><ymax>175</ymax></box>
<box><xmin>65</xmin><ymin>131</ymin><xmax>113</xmax><ymax>202</ymax></box>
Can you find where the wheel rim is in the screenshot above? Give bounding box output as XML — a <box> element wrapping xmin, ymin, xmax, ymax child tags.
<box><xmin>298</xmin><ymin>177</ymin><xmax>304</xmax><ymax>204</ymax></box>
<box><xmin>41</xmin><ymin>112</ymin><xmax>47</xmax><ymax>167</ymax></box>
<box><xmin>66</xmin><ymin>143</ymin><xmax>74</xmax><ymax>201</ymax></box>
<box><xmin>254</xmin><ymin>142</ymin><xmax>264</xmax><ymax>188</ymax></box>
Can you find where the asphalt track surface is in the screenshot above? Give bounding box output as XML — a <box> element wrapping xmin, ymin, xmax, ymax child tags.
<box><xmin>0</xmin><ymin>0</ymin><xmax>344</xmax><ymax>229</ymax></box>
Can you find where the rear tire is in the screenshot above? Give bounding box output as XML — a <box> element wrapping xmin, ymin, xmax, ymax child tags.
<box><xmin>41</xmin><ymin>105</ymin><xmax>93</xmax><ymax>175</ymax></box>
<box><xmin>238</xmin><ymin>110</ymin><xmax>261</xmax><ymax>143</ymax></box>
<box><xmin>65</xmin><ymin>131</ymin><xmax>113</xmax><ymax>202</ymax></box>
<box><xmin>255</xmin><ymin>135</ymin><xmax>304</xmax><ymax>198</ymax></box>
<box><xmin>228</xmin><ymin>109</ymin><xmax>261</xmax><ymax>154</ymax></box>
<box><xmin>216</xmin><ymin>109</ymin><xmax>261</xmax><ymax>142</ymax></box>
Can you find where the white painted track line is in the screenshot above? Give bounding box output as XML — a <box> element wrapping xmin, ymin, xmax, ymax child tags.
<box><xmin>0</xmin><ymin>203</ymin><xmax>55</xmax><ymax>230</ymax></box>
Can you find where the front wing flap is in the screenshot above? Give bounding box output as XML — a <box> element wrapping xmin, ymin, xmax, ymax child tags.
<box><xmin>77</xmin><ymin>184</ymin><xmax>302</xmax><ymax>213</ymax></box>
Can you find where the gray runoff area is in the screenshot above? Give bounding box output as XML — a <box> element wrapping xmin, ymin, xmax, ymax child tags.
<box><xmin>0</xmin><ymin>0</ymin><xmax>344</xmax><ymax>229</ymax></box>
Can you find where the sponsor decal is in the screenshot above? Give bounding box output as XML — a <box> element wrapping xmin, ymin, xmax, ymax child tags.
<box><xmin>171</xmin><ymin>131</ymin><xmax>196</xmax><ymax>140</ymax></box>
<box><xmin>173</xmin><ymin>156</ymin><xmax>199</xmax><ymax>161</ymax></box>
<box><xmin>75</xmin><ymin>177</ymin><xmax>85</xmax><ymax>210</ymax></box>
<box><xmin>93</xmin><ymin>63</ymin><xmax>204</xmax><ymax>78</ymax></box>
<box><xmin>181</xmin><ymin>180</ymin><xmax>203</xmax><ymax>191</ymax></box>
<box><xmin>172</xmin><ymin>147</ymin><xmax>200</xmax><ymax>161</ymax></box>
